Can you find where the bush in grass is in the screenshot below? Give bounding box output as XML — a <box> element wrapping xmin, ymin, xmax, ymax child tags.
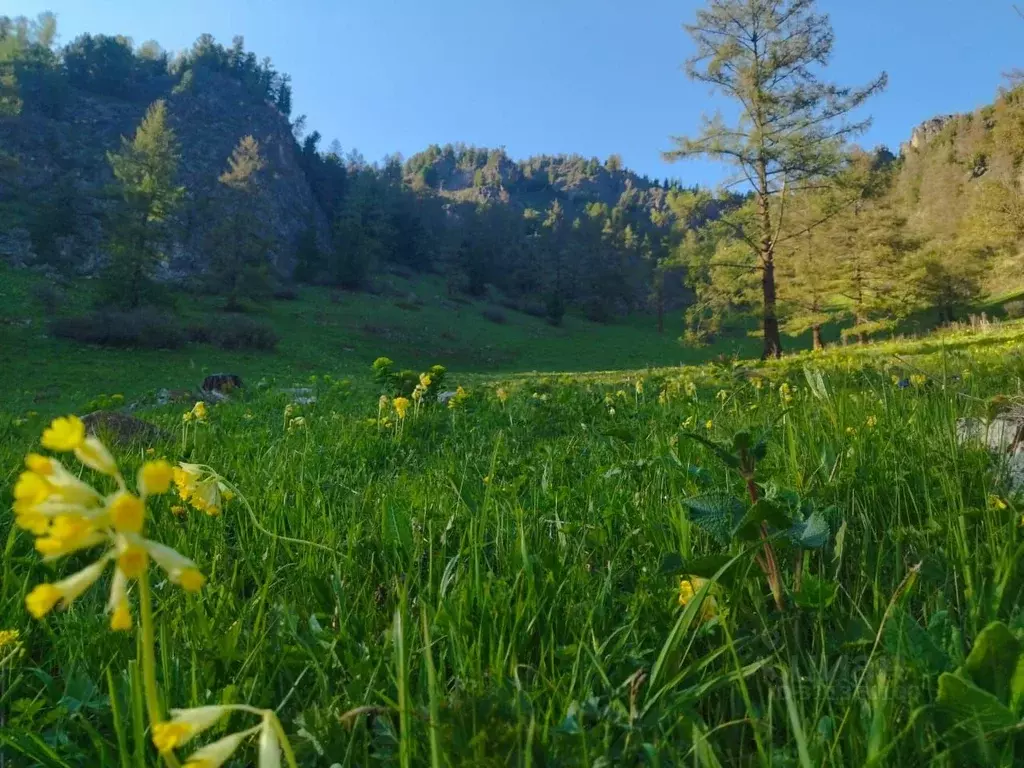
<box><xmin>206</xmin><ymin>315</ymin><xmax>279</xmax><ymax>351</ymax></box>
<box><xmin>50</xmin><ymin>308</ymin><xmax>186</xmax><ymax>349</ymax></box>
<box><xmin>1004</xmin><ymin>300</ymin><xmax>1024</xmax><ymax>319</ymax></box>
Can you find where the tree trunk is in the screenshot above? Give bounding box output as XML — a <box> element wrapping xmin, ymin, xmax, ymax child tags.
<box><xmin>812</xmin><ymin>325</ymin><xmax>823</xmax><ymax>350</ymax></box>
<box><xmin>656</xmin><ymin>282</ymin><xmax>664</xmax><ymax>334</ymax></box>
<box><xmin>761</xmin><ymin>257</ymin><xmax>782</xmax><ymax>358</ymax></box>
<box><xmin>756</xmin><ymin>171</ymin><xmax>782</xmax><ymax>359</ymax></box>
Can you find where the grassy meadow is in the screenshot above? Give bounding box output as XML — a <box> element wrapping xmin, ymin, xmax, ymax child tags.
<box><xmin>3</xmin><ymin>308</ymin><xmax>1024</xmax><ymax>765</ymax></box>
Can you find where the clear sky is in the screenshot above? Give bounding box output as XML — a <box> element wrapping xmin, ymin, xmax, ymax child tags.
<box><xmin>11</xmin><ymin>0</ymin><xmax>1022</xmax><ymax>186</ymax></box>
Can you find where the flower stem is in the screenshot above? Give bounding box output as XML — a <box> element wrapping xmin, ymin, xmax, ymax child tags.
<box><xmin>138</xmin><ymin>570</ymin><xmax>181</xmax><ymax>768</ymax></box>
<box><xmin>271</xmin><ymin>712</ymin><xmax>300</xmax><ymax>768</ymax></box>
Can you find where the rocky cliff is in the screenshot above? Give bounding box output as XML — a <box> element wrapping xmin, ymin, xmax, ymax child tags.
<box><xmin>0</xmin><ymin>67</ymin><xmax>327</xmax><ymax>275</ymax></box>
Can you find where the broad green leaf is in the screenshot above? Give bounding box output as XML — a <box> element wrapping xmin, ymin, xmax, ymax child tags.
<box><xmin>786</xmin><ymin>511</ymin><xmax>830</xmax><ymax>549</ymax></box>
<box><xmin>679</xmin><ymin>432</ymin><xmax>741</xmax><ymax>469</ymax></box>
<box><xmin>792</xmin><ymin>575</ymin><xmax>838</xmax><ymax>610</ymax></box>
<box><xmin>732</xmin><ymin>499</ymin><xmax>791</xmax><ymax>541</ymax></box>
<box><xmin>731</xmin><ymin>430</ymin><xmax>752</xmax><ymax>453</ymax></box>
<box><xmin>963</xmin><ymin>621</ymin><xmax>1021</xmax><ymax>706</ymax></box>
<box><xmin>682</xmin><ymin>493</ymin><xmax>745</xmax><ymax>545</ymax></box>
<box><xmin>884</xmin><ymin>610</ymin><xmax>951</xmax><ymax>674</ymax></box>
<box><xmin>937</xmin><ymin>672</ymin><xmax>1018</xmax><ymax>734</ymax></box>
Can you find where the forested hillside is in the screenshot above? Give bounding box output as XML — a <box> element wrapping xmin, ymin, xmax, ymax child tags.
<box><xmin>1</xmin><ymin>10</ymin><xmax>1022</xmax><ymax>343</ymax></box>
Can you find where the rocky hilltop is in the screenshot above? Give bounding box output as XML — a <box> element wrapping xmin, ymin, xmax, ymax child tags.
<box><xmin>0</xmin><ymin>66</ymin><xmax>326</xmax><ymax>275</ymax></box>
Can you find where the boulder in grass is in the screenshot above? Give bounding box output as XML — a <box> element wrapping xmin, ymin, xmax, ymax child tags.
<box><xmin>82</xmin><ymin>411</ymin><xmax>169</xmax><ymax>445</ymax></box>
<box><xmin>201</xmin><ymin>373</ymin><xmax>243</xmax><ymax>398</ymax></box>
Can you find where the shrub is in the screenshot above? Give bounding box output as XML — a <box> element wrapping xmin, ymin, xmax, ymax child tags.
<box><xmin>50</xmin><ymin>309</ymin><xmax>186</xmax><ymax>349</ymax></box>
<box><xmin>205</xmin><ymin>316</ymin><xmax>279</xmax><ymax>351</ymax></box>
<box><xmin>272</xmin><ymin>287</ymin><xmax>299</xmax><ymax>301</ymax></box>
<box><xmin>482</xmin><ymin>307</ymin><xmax>507</xmax><ymax>325</ymax></box>
<box><xmin>1003</xmin><ymin>300</ymin><xmax>1024</xmax><ymax>319</ymax></box>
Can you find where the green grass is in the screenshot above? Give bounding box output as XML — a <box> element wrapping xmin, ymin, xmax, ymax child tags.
<box><xmin>0</xmin><ymin>266</ymin><xmax>768</xmax><ymax>416</ymax></box>
<box><xmin>3</xmin><ymin>317</ymin><xmax>1024</xmax><ymax>765</ymax></box>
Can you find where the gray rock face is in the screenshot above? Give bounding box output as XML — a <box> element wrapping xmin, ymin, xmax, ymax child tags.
<box><xmin>900</xmin><ymin>115</ymin><xmax>955</xmax><ymax>155</ymax></box>
<box><xmin>957</xmin><ymin>411</ymin><xmax>1024</xmax><ymax>491</ymax></box>
<box><xmin>0</xmin><ymin>70</ymin><xmax>329</xmax><ymax>277</ymax></box>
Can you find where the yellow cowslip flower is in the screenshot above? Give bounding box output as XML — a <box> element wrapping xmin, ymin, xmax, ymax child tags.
<box><xmin>173</xmin><ymin>463</ymin><xmax>228</xmax><ymax>516</ymax></box>
<box><xmin>108</xmin><ymin>492</ymin><xmax>145</xmax><ymax>533</ymax></box>
<box><xmin>0</xmin><ymin>629</ymin><xmax>20</xmax><ymax>650</ymax></box>
<box><xmin>635</xmin><ymin>378</ymin><xmax>645</xmax><ymax>395</ymax></box>
<box><xmin>778</xmin><ymin>382</ymin><xmax>793</xmax><ymax>405</ymax></box>
<box><xmin>144</xmin><ymin>540</ymin><xmax>205</xmax><ymax>591</ymax></box>
<box><xmin>116</xmin><ymin>541</ymin><xmax>148</xmax><ymax>578</ymax></box>
<box><xmin>180</xmin><ymin>729</ymin><xmax>252</xmax><ymax>768</ymax></box>
<box><xmin>108</xmin><ymin>569</ymin><xmax>132</xmax><ymax>631</ymax></box>
<box><xmin>866</xmin><ymin>415</ymin><xmax>877</xmax><ymax>428</ymax></box>
<box><xmin>419</xmin><ymin>373</ymin><xmax>432</xmax><ymax>389</ymax></box>
<box><xmin>378</xmin><ymin>395</ymin><xmax>389</xmax><ymax>410</ymax></box>
<box><xmin>25</xmin><ymin>453</ymin><xmax>54</xmax><ymax>476</ymax></box>
<box><xmin>496</xmin><ymin>387</ymin><xmax>508</xmax><ymax>404</ymax></box>
<box><xmin>393</xmin><ymin>397</ymin><xmax>410</xmax><ymax>420</ymax></box>
<box><xmin>705</xmin><ymin>420</ymin><xmax>713</xmax><ymax>430</ymax></box>
<box><xmin>988</xmin><ymin>494</ymin><xmax>1008</xmax><ymax>511</ymax></box>
<box><xmin>153</xmin><ymin>706</ymin><xmax>229</xmax><ymax>752</ymax></box>
<box><xmin>287</xmin><ymin>416</ymin><xmax>306</xmax><ymax>432</ymax></box>
<box><xmin>25</xmin><ymin>558</ymin><xmax>109</xmax><ymax>618</ymax></box>
<box><xmin>448</xmin><ymin>387</ymin><xmax>469</xmax><ymax>410</ymax></box>
<box><xmin>41</xmin><ymin>416</ymin><xmax>85</xmax><ymax>452</ymax></box>
<box><xmin>258</xmin><ymin>712</ymin><xmax>281</xmax><ymax>768</ymax></box>
<box><xmin>716</xmin><ymin>389</ymin><xmax>729</xmax><ymax>402</ymax></box>
<box><xmin>678</xmin><ymin>576</ymin><xmax>718</xmax><ymax>623</ymax></box>
<box><xmin>685</xmin><ymin>381</ymin><xmax>697</xmax><ymax>398</ymax></box>
<box><xmin>910</xmin><ymin>374</ymin><xmax>927</xmax><ymax>388</ymax></box>
<box><xmin>75</xmin><ymin>436</ymin><xmax>118</xmax><ymax>476</ymax></box>
<box><xmin>138</xmin><ymin>460</ymin><xmax>173</xmax><ymax>496</ymax></box>
<box><xmin>35</xmin><ymin>516</ymin><xmax>104</xmax><ymax>559</ymax></box>
<box><xmin>752</xmin><ymin>378</ymin><xmax>764</xmax><ymax>390</ymax></box>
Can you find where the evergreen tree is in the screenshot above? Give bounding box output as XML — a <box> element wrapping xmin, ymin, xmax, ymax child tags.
<box><xmin>205</xmin><ymin>135</ymin><xmax>272</xmax><ymax>309</ymax></box>
<box><xmin>101</xmin><ymin>99</ymin><xmax>184</xmax><ymax>308</ymax></box>
<box><xmin>666</xmin><ymin>0</ymin><xmax>886</xmax><ymax>358</ymax></box>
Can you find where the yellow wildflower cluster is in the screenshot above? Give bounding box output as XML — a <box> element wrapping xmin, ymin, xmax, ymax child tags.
<box><xmin>778</xmin><ymin>382</ymin><xmax>793</xmax><ymax>405</ymax></box>
<box><xmin>448</xmin><ymin>386</ymin><xmax>469</xmax><ymax>410</ymax></box>
<box><xmin>152</xmin><ymin>706</ymin><xmax>282</xmax><ymax>768</ymax></box>
<box><xmin>393</xmin><ymin>396</ymin><xmax>410</xmax><ymax>420</ymax></box>
<box><xmin>678</xmin><ymin>576</ymin><xmax>718</xmax><ymax>623</ymax></box>
<box><xmin>412</xmin><ymin>373</ymin><xmax>432</xmax><ymax>404</ymax></box>
<box><xmin>496</xmin><ymin>387</ymin><xmax>509</xmax><ymax>404</ymax></box>
<box><xmin>182</xmin><ymin>401</ymin><xmax>208</xmax><ymax>424</ymax></box>
<box><xmin>173</xmin><ymin>463</ymin><xmax>233</xmax><ymax>517</ymax></box>
<box><xmin>910</xmin><ymin>374</ymin><xmax>927</xmax><ymax>388</ymax></box>
<box><xmin>15</xmin><ymin>416</ymin><xmax>205</xmax><ymax>630</ymax></box>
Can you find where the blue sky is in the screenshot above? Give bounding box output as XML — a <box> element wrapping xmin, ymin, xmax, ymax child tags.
<box><xmin>12</xmin><ymin>0</ymin><xmax>1022</xmax><ymax>186</ymax></box>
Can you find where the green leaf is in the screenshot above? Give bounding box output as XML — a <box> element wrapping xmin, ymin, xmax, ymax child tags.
<box><xmin>732</xmin><ymin>499</ymin><xmax>792</xmax><ymax>541</ymax></box>
<box><xmin>731</xmin><ymin>430</ymin><xmax>752</xmax><ymax>453</ymax></box>
<box><xmin>792</xmin><ymin>575</ymin><xmax>839</xmax><ymax>610</ymax></box>
<box><xmin>683</xmin><ymin>554</ymin><xmax>735</xmax><ymax>580</ymax></box>
<box><xmin>937</xmin><ymin>672</ymin><xmax>1018</xmax><ymax>734</ymax></box>
<box><xmin>682</xmin><ymin>493</ymin><xmax>745</xmax><ymax>545</ymax></box>
<box><xmin>679</xmin><ymin>432</ymin><xmax>740</xmax><ymax>469</ymax></box>
<box><xmin>884</xmin><ymin>610</ymin><xmax>952</xmax><ymax>674</ymax></box>
<box><xmin>786</xmin><ymin>511</ymin><xmax>830</xmax><ymax>549</ymax></box>
<box><xmin>963</xmin><ymin>621</ymin><xmax>1022</xmax><ymax>707</ymax></box>
<box><xmin>659</xmin><ymin>552</ymin><xmax>684</xmax><ymax>575</ymax></box>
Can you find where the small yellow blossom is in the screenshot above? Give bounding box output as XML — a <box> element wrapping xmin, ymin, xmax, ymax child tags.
<box><xmin>845</xmin><ymin>427</ymin><xmax>857</xmax><ymax>436</ymax></box>
<box><xmin>496</xmin><ymin>387</ymin><xmax>508</xmax><ymax>404</ymax></box>
<box><xmin>866</xmin><ymin>415</ymin><xmax>877</xmax><ymax>428</ymax></box>
<box><xmin>41</xmin><ymin>415</ymin><xmax>85</xmax><ymax>452</ymax></box>
<box><xmin>716</xmin><ymin>389</ymin><xmax>729</xmax><ymax>402</ymax></box>
<box><xmin>705</xmin><ymin>420</ymin><xmax>714</xmax><ymax>431</ymax></box>
<box><xmin>685</xmin><ymin>381</ymin><xmax>697</xmax><ymax>398</ymax></box>
<box><xmin>138</xmin><ymin>460</ymin><xmax>173</xmax><ymax>496</ymax></box>
<box><xmin>108</xmin><ymin>492</ymin><xmax>145</xmax><ymax>533</ymax></box>
<box><xmin>988</xmin><ymin>494</ymin><xmax>1008</xmax><ymax>511</ymax></box>
<box><xmin>910</xmin><ymin>374</ymin><xmax>927</xmax><ymax>388</ymax></box>
<box><xmin>635</xmin><ymin>378</ymin><xmax>645</xmax><ymax>395</ymax></box>
<box><xmin>0</xmin><ymin>629</ymin><xmax>21</xmax><ymax>650</ymax></box>
<box><xmin>152</xmin><ymin>706</ymin><xmax>228</xmax><ymax>752</ymax></box>
<box><xmin>678</xmin><ymin>576</ymin><xmax>718</xmax><ymax>622</ymax></box>
<box><xmin>393</xmin><ymin>397</ymin><xmax>410</xmax><ymax>420</ymax></box>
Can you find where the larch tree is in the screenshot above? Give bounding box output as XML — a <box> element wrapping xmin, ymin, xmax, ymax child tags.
<box><xmin>103</xmin><ymin>99</ymin><xmax>184</xmax><ymax>308</ymax></box>
<box><xmin>666</xmin><ymin>0</ymin><xmax>886</xmax><ymax>358</ymax></box>
<box><xmin>207</xmin><ymin>134</ymin><xmax>271</xmax><ymax>310</ymax></box>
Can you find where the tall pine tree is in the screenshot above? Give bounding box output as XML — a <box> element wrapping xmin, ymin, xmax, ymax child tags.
<box><xmin>666</xmin><ymin>0</ymin><xmax>886</xmax><ymax>357</ymax></box>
